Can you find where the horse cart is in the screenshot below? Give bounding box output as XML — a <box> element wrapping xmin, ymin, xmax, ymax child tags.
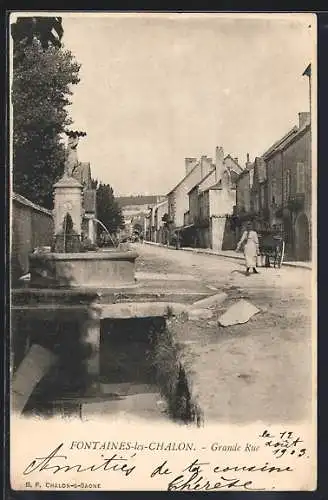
<box><xmin>258</xmin><ymin>229</ymin><xmax>285</xmax><ymax>268</ymax></box>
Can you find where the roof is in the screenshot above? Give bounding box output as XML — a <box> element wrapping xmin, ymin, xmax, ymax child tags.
<box><xmin>281</xmin><ymin>122</ymin><xmax>311</xmax><ymax>151</ymax></box>
<box><xmin>12</xmin><ymin>192</ymin><xmax>53</xmax><ymax>216</ymax></box>
<box><xmin>263</xmin><ymin>122</ymin><xmax>311</xmax><ymax>160</ymax></box>
<box><xmin>262</xmin><ymin>126</ymin><xmax>298</xmax><ymax>159</ymax></box>
<box><xmin>153</xmin><ymin>199</ymin><xmax>168</xmax><ymax>210</ymax></box>
<box><xmin>207</xmin><ymin>182</ymin><xmax>222</xmax><ymax>191</ymax></box>
<box><xmin>224</xmin><ymin>154</ymin><xmax>244</xmax><ymax>172</ymax></box>
<box><xmin>167</xmin><ymin>161</ymin><xmax>200</xmax><ymax>196</ymax></box>
<box><xmin>229</xmin><ymin>169</ymin><xmax>239</xmax><ymax>184</ymax></box>
<box><xmin>188</xmin><ymin>185</ymin><xmax>198</xmax><ymax>195</ymax></box>
<box><xmin>203</xmin><ymin>167</ymin><xmax>239</xmax><ymax>192</ymax></box>
<box><xmin>187</xmin><ymin>168</ymin><xmax>215</xmax><ymax>195</ymax></box>
<box><xmin>117</xmin><ymin>195</ymin><xmax>165</xmax><ymax>207</ymax></box>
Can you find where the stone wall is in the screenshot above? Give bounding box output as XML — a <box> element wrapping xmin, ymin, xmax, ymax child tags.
<box><xmin>11</xmin><ymin>193</ymin><xmax>54</xmax><ymax>281</ymax></box>
<box><xmin>283</xmin><ymin>127</ymin><xmax>311</xmax><ymax>260</ymax></box>
<box><xmin>236</xmin><ymin>170</ymin><xmax>251</xmax><ymax>213</ymax></box>
<box><xmin>168</xmin><ymin>162</ymin><xmax>207</xmax><ymax>228</ymax></box>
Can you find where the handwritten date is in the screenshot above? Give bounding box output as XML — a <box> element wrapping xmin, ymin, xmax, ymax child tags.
<box><xmin>259</xmin><ymin>430</ymin><xmax>307</xmax><ymax>459</ymax></box>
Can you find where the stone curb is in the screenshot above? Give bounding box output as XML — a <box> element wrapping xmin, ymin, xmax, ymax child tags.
<box><xmin>190</xmin><ymin>292</ymin><xmax>228</xmax><ymax>310</ymax></box>
<box><xmin>144</xmin><ymin>241</ymin><xmax>311</xmax><ymax>270</ymax></box>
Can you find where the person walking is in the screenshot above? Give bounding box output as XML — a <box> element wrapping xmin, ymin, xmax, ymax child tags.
<box><xmin>236</xmin><ymin>221</ymin><xmax>260</xmax><ymax>276</ymax></box>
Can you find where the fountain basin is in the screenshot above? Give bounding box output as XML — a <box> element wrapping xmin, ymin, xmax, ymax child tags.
<box><xmin>29</xmin><ymin>250</ymin><xmax>138</xmax><ymax>288</ymax></box>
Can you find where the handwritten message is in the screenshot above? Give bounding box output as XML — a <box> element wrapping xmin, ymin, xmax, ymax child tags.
<box><xmin>17</xmin><ymin>428</ymin><xmax>313</xmax><ymax>492</ymax></box>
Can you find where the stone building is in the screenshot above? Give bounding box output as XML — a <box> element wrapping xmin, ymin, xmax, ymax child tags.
<box><xmin>183</xmin><ymin>147</ymin><xmax>242</xmax><ymax>250</ymax></box>
<box><xmin>150</xmin><ymin>198</ymin><xmax>169</xmax><ymax>244</ymax></box>
<box><xmin>167</xmin><ymin>156</ymin><xmax>213</xmax><ymax>230</ymax></box>
<box><xmin>11</xmin><ymin>193</ymin><xmax>54</xmax><ymax>282</ymax></box>
<box><xmin>118</xmin><ymin>195</ymin><xmax>165</xmax><ymax>239</ymax></box>
<box><xmin>235</xmin><ymin>112</ymin><xmax>311</xmax><ymax>261</ymax></box>
<box><xmin>262</xmin><ymin>112</ymin><xmax>311</xmax><ymax>260</ymax></box>
<box><xmin>235</xmin><ymin>154</ymin><xmax>254</xmax><ymax>216</ymax></box>
<box><xmin>276</xmin><ymin>113</ymin><xmax>311</xmax><ymax>260</ymax></box>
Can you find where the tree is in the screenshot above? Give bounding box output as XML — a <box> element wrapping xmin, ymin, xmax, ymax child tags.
<box><xmin>11</xmin><ymin>16</ymin><xmax>64</xmax><ymax>49</ymax></box>
<box><xmin>12</xmin><ymin>31</ymin><xmax>81</xmax><ymax>208</ymax></box>
<box><xmin>92</xmin><ymin>180</ymin><xmax>125</xmax><ymax>234</ymax></box>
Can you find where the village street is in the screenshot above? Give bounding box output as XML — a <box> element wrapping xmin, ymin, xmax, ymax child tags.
<box><xmin>135</xmin><ymin>243</ymin><xmax>314</xmax><ymax>424</ymax></box>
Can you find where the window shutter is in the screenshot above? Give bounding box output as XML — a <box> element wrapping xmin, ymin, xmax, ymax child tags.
<box><xmin>296</xmin><ymin>163</ymin><xmax>305</xmax><ymax>193</ymax></box>
<box><xmin>284</xmin><ymin>170</ymin><xmax>291</xmax><ymax>201</ymax></box>
<box><xmin>271</xmin><ymin>179</ymin><xmax>276</xmax><ymax>203</ymax></box>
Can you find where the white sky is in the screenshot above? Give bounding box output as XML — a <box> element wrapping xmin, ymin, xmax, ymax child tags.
<box><xmin>60</xmin><ymin>13</ymin><xmax>315</xmax><ymax>196</ymax></box>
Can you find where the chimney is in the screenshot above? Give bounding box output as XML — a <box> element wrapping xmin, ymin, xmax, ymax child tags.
<box><xmin>185</xmin><ymin>157</ymin><xmax>197</xmax><ymax>176</ymax></box>
<box><xmin>200</xmin><ymin>155</ymin><xmax>208</xmax><ymax>179</ymax></box>
<box><xmin>298</xmin><ymin>112</ymin><xmax>310</xmax><ymax>129</ymax></box>
<box><xmin>215</xmin><ymin>146</ymin><xmax>224</xmax><ymax>182</ymax></box>
<box><xmin>234</xmin><ymin>157</ymin><xmax>239</xmax><ymax>164</ymax></box>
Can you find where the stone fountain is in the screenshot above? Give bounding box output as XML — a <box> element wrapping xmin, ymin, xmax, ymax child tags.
<box><xmin>11</xmin><ymin>132</ymin><xmax>213</xmax><ymax>417</ymax></box>
<box><xmin>11</xmin><ymin>132</ymin><xmax>140</xmax><ymax>411</ymax></box>
<box><xmin>29</xmin><ymin>132</ymin><xmax>138</xmax><ymax>289</ymax></box>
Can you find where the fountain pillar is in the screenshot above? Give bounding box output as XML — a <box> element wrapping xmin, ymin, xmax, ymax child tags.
<box><xmin>82</xmin><ymin>304</ymin><xmax>102</xmax><ymax>390</ymax></box>
<box><xmin>53</xmin><ymin>175</ymin><xmax>83</xmax><ymax>236</ymax></box>
<box><xmin>87</xmin><ymin>215</ymin><xmax>96</xmax><ymax>244</ymax></box>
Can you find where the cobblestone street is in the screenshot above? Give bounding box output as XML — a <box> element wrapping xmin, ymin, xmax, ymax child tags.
<box><xmin>135</xmin><ymin>243</ymin><xmax>314</xmax><ymax>424</ymax></box>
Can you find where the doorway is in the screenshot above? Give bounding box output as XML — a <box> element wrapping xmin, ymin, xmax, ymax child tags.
<box><xmin>294</xmin><ymin>212</ymin><xmax>310</xmax><ymax>261</ymax></box>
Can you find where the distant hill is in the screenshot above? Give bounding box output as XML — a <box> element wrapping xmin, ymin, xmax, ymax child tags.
<box><xmin>117</xmin><ymin>195</ymin><xmax>166</xmax><ymax>207</ymax></box>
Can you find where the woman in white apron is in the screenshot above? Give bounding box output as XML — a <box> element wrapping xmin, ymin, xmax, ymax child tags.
<box><xmin>236</xmin><ymin>221</ymin><xmax>260</xmax><ymax>276</ymax></box>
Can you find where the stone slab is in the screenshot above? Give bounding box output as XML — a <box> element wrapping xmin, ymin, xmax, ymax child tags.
<box><xmin>12</xmin><ymin>278</ymin><xmax>211</xmax><ymax>302</ymax></box>
<box><xmin>190</xmin><ymin>292</ymin><xmax>228</xmax><ymax>310</ymax></box>
<box><xmin>100</xmin><ymin>302</ymin><xmax>189</xmax><ymax>319</ymax></box>
<box><xmin>218</xmin><ymin>299</ymin><xmax>260</xmax><ymax>327</ymax></box>
<box><xmin>100</xmin><ymin>382</ymin><xmax>156</xmax><ymax>395</ymax></box>
<box><xmin>136</xmin><ymin>272</ymin><xmax>197</xmax><ymax>281</ymax></box>
<box><xmin>11</xmin><ymin>344</ymin><xmax>57</xmax><ymax>414</ymax></box>
<box><xmin>81</xmin><ymin>393</ymin><xmax>166</xmax><ymax>421</ymax></box>
<box><xmin>188</xmin><ymin>308</ymin><xmax>214</xmax><ymax>321</ymax></box>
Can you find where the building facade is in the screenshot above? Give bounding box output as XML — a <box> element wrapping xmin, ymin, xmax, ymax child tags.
<box><xmin>183</xmin><ymin>147</ymin><xmax>242</xmax><ymax>250</ymax></box>
<box><xmin>151</xmin><ymin>198</ymin><xmax>169</xmax><ymax>244</ymax></box>
<box><xmin>167</xmin><ymin>156</ymin><xmax>213</xmax><ymax>229</ymax></box>
<box><xmin>118</xmin><ymin>195</ymin><xmax>166</xmax><ymax>239</ymax></box>
<box><xmin>235</xmin><ymin>112</ymin><xmax>311</xmax><ymax>261</ymax></box>
<box><xmin>280</xmin><ymin>115</ymin><xmax>311</xmax><ymax>261</ymax></box>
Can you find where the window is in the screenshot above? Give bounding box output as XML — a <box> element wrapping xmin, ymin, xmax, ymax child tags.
<box><xmin>285</xmin><ymin>170</ymin><xmax>291</xmax><ymax>201</ymax></box>
<box><xmin>271</xmin><ymin>179</ymin><xmax>277</xmax><ymax>205</ymax></box>
<box><xmin>296</xmin><ymin>163</ymin><xmax>305</xmax><ymax>194</ymax></box>
<box><xmin>260</xmin><ymin>185</ymin><xmax>265</xmax><ymax>208</ymax></box>
<box><xmin>249</xmin><ymin>169</ymin><xmax>254</xmax><ymax>188</ymax></box>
